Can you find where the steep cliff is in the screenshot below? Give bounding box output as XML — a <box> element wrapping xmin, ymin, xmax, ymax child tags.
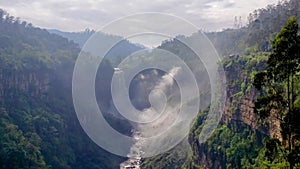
<box><xmin>184</xmin><ymin>54</ymin><xmax>283</xmax><ymax>169</ymax></box>
<box><xmin>183</xmin><ymin>1</ymin><xmax>300</xmax><ymax>167</ymax></box>
<box><xmin>0</xmin><ymin>10</ymin><xmax>133</xmax><ymax>169</ymax></box>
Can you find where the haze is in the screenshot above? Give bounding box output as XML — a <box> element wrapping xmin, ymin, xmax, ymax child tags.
<box><xmin>0</xmin><ymin>0</ymin><xmax>279</xmax><ymax>32</ymax></box>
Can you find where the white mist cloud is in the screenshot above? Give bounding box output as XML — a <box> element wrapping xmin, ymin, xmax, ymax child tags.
<box><xmin>137</xmin><ymin>67</ymin><xmax>181</xmax><ymax>137</ymax></box>
<box><xmin>154</xmin><ymin>67</ymin><xmax>181</xmax><ymax>92</ymax></box>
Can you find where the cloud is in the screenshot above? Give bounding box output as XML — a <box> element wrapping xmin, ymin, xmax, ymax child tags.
<box><xmin>0</xmin><ymin>0</ymin><xmax>279</xmax><ymax>32</ymax></box>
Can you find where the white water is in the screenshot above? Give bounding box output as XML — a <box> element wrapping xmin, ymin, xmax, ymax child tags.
<box><xmin>120</xmin><ymin>131</ymin><xmax>144</xmax><ymax>169</ymax></box>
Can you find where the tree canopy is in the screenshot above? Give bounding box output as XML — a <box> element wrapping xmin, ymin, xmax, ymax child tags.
<box><xmin>254</xmin><ymin>16</ymin><xmax>300</xmax><ymax>168</ymax></box>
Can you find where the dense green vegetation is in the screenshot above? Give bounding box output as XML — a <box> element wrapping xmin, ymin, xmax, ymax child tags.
<box><xmin>48</xmin><ymin>28</ymin><xmax>143</xmax><ymax>67</ymax></box>
<box><xmin>253</xmin><ymin>16</ymin><xmax>300</xmax><ymax>168</ymax></box>
<box><xmin>0</xmin><ymin>9</ymin><xmax>131</xmax><ymax>169</ymax></box>
<box><xmin>207</xmin><ymin>0</ymin><xmax>300</xmax><ymax>57</ymax></box>
<box><xmin>182</xmin><ymin>53</ymin><xmax>270</xmax><ymax>169</ymax></box>
<box><xmin>182</xmin><ymin>1</ymin><xmax>300</xmax><ymax>168</ymax></box>
<box><xmin>1</xmin><ymin>0</ymin><xmax>300</xmax><ymax>168</ymax></box>
<box><xmin>141</xmin><ymin>0</ymin><xmax>300</xmax><ymax>168</ymax></box>
<box><xmin>184</xmin><ymin>109</ymin><xmax>266</xmax><ymax>169</ymax></box>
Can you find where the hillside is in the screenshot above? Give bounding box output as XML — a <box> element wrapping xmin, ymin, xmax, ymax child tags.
<box><xmin>0</xmin><ymin>9</ymin><xmax>133</xmax><ymax>169</ymax></box>
<box><xmin>142</xmin><ymin>0</ymin><xmax>300</xmax><ymax>168</ymax></box>
<box><xmin>0</xmin><ymin>0</ymin><xmax>300</xmax><ymax>168</ymax></box>
<box><xmin>185</xmin><ymin>1</ymin><xmax>300</xmax><ymax>168</ymax></box>
<box><xmin>207</xmin><ymin>0</ymin><xmax>300</xmax><ymax>57</ymax></box>
<box><xmin>48</xmin><ymin>29</ymin><xmax>144</xmax><ymax>66</ymax></box>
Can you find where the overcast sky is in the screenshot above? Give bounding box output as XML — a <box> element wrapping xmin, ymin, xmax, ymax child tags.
<box><xmin>0</xmin><ymin>0</ymin><xmax>279</xmax><ymax>32</ymax></box>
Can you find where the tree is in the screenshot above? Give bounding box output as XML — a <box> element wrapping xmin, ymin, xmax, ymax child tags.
<box><xmin>254</xmin><ymin>16</ymin><xmax>300</xmax><ymax>168</ymax></box>
<box><xmin>0</xmin><ymin>109</ymin><xmax>47</xmax><ymax>169</ymax></box>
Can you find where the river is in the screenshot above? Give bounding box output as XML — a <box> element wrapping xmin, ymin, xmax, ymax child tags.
<box><xmin>120</xmin><ymin>131</ymin><xmax>144</xmax><ymax>169</ymax></box>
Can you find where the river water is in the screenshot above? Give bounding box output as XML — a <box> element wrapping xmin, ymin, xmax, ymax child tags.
<box><xmin>120</xmin><ymin>131</ymin><xmax>144</xmax><ymax>169</ymax></box>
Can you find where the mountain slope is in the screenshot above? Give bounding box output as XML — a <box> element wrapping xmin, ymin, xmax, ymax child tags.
<box><xmin>183</xmin><ymin>0</ymin><xmax>300</xmax><ymax>168</ymax></box>
<box><xmin>48</xmin><ymin>29</ymin><xmax>144</xmax><ymax>67</ymax></box>
<box><xmin>141</xmin><ymin>0</ymin><xmax>300</xmax><ymax>168</ymax></box>
<box><xmin>0</xmin><ymin>9</ymin><xmax>128</xmax><ymax>169</ymax></box>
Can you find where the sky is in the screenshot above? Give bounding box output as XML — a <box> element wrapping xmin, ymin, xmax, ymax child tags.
<box><xmin>0</xmin><ymin>0</ymin><xmax>280</xmax><ymax>33</ymax></box>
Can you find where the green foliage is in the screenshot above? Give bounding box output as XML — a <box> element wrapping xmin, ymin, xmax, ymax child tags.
<box><xmin>253</xmin><ymin>16</ymin><xmax>300</xmax><ymax>168</ymax></box>
<box><xmin>0</xmin><ymin>9</ymin><xmax>127</xmax><ymax>169</ymax></box>
<box><xmin>142</xmin><ymin>140</ymin><xmax>189</xmax><ymax>169</ymax></box>
<box><xmin>185</xmin><ymin>108</ymin><xmax>266</xmax><ymax>169</ymax></box>
<box><xmin>0</xmin><ymin>108</ymin><xmax>48</xmax><ymax>169</ymax></box>
<box><xmin>241</xmin><ymin>82</ymin><xmax>246</xmax><ymax>92</ymax></box>
<box><xmin>267</xmin><ymin>16</ymin><xmax>300</xmax><ymax>81</ymax></box>
<box><xmin>206</xmin><ymin>0</ymin><xmax>300</xmax><ymax>57</ymax></box>
<box><xmin>1</xmin><ymin>1</ymin><xmax>299</xmax><ymax>168</ymax></box>
<box><xmin>180</xmin><ymin>2</ymin><xmax>300</xmax><ymax>169</ymax></box>
<box><xmin>260</xmin><ymin>161</ymin><xmax>290</xmax><ymax>169</ymax></box>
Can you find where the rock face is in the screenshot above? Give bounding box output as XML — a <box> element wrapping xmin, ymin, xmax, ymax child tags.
<box><xmin>186</xmin><ymin>56</ymin><xmax>282</xmax><ymax>169</ymax></box>
<box><xmin>222</xmin><ymin>87</ymin><xmax>267</xmax><ymax>134</ymax></box>
<box><xmin>0</xmin><ymin>62</ymin><xmax>74</xmax><ymax>107</ymax></box>
<box><xmin>188</xmin><ymin>138</ymin><xmax>222</xmax><ymax>169</ymax></box>
<box><xmin>221</xmin><ymin>83</ymin><xmax>281</xmax><ymax>141</ymax></box>
<box><xmin>0</xmin><ymin>71</ymin><xmax>51</xmax><ymax>97</ymax></box>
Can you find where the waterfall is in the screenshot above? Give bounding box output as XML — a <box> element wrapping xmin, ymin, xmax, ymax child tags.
<box><xmin>120</xmin><ymin>131</ymin><xmax>144</xmax><ymax>169</ymax></box>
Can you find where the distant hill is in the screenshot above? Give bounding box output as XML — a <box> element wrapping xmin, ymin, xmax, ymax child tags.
<box><xmin>48</xmin><ymin>29</ymin><xmax>116</xmax><ymax>48</ymax></box>
<box><xmin>48</xmin><ymin>29</ymin><xmax>144</xmax><ymax>66</ymax></box>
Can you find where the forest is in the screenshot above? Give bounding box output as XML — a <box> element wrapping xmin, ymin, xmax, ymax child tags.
<box><xmin>143</xmin><ymin>0</ymin><xmax>300</xmax><ymax>168</ymax></box>
<box><xmin>0</xmin><ymin>8</ymin><xmax>133</xmax><ymax>169</ymax></box>
<box><xmin>0</xmin><ymin>0</ymin><xmax>300</xmax><ymax>168</ymax></box>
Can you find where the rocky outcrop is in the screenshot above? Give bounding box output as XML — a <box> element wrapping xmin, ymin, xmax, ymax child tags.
<box><xmin>222</xmin><ymin>86</ymin><xmax>281</xmax><ymax>140</ymax></box>
<box><xmin>222</xmin><ymin>87</ymin><xmax>268</xmax><ymax>133</ymax></box>
<box><xmin>0</xmin><ymin>71</ymin><xmax>51</xmax><ymax>97</ymax></box>
<box><xmin>187</xmin><ymin>55</ymin><xmax>282</xmax><ymax>169</ymax></box>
